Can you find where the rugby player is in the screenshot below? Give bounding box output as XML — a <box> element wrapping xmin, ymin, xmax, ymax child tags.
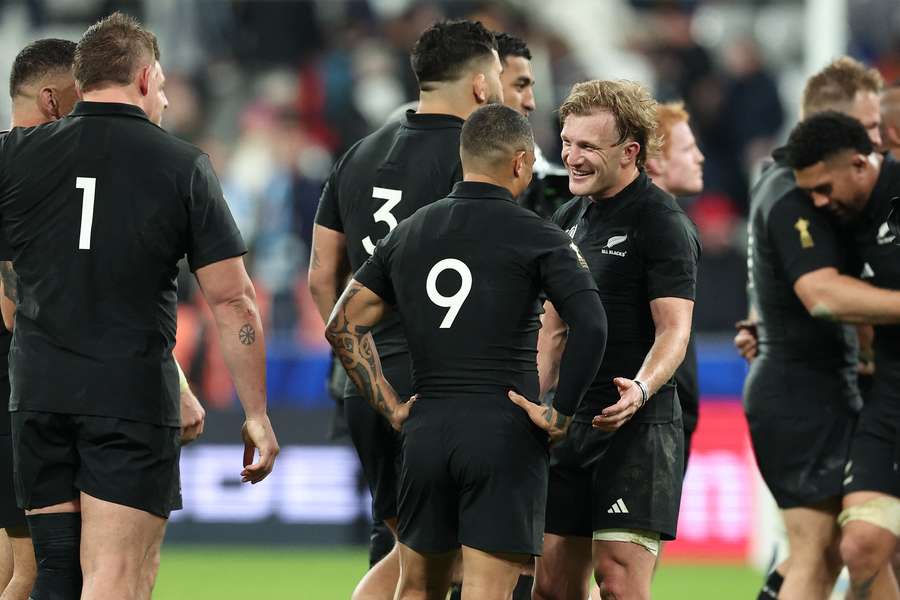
<box><xmin>326</xmin><ymin>103</ymin><xmax>607</xmax><ymax>600</ymax></box>
<box><xmin>0</xmin><ymin>37</ymin><xmax>77</xmax><ymax>600</ymax></box>
<box><xmin>309</xmin><ymin>20</ymin><xmax>502</xmax><ymax>600</ymax></box>
<box><xmin>784</xmin><ymin>111</ymin><xmax>900</xmax><ymax>600</ymax></box>
<box><xmin>534</xmin><ymin>80</ymin><xmax>700</xmax><ymax>600</ymax></box>
<box><xmin>741</xmin><ymin>57</ymin><xmax>898</xmax><ymax>600</ymax></box>
<box><xmin>0</xmin><ymin>13</ymin><xmax>278</xmax><ymax>599</ymax></box>
<box><xmin>495</xmin><ymin>31</ymin><xmax>568</xmax><ymax>220</ymax></box>
<box><xmin>645</xmin><ymin>101</ymin><xmax>705</xmax><ymax>472</ymax></box>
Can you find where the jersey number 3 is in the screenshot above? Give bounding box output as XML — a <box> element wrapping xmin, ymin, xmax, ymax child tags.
<box><xmin>362</xmin><ymin>187</ymin><xmax>402</xmax><ymax>255</ymax></box>
<box><xmin>426</xmin><ymin>259</ymin><xmax>472</xmax><ymax>329</ymax></box>
<box><xmin>75</xmin><ymin>177</ymin><xmax>96</xmax><ymax>250</ymax></box>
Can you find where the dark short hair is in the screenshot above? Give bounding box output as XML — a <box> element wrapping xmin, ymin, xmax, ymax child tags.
<box><xmin>494</xmin><ymin>32</ymin><xmax>531</xmax><ymax>63</ymax></box>
<box><xmin>74</xmin><ymin>12</ymin><xmax>160</xmax><ymax>93</ymax></box>
<box><xmin>9</xmin><ymin>38</ymin><xmax>76</xmax><ymax>98</ymax></box>
<box><xmin>410</xmin><ymin>20</ymin><xmax>497</xmax><ymax>90</ymax></box>
<box><xmin>461</xmin><ymin>103</ymin><xmax>533</xmax><ymax>165</ymax></box>
<box><xmin>784</xmin><ymin>111</ymin><xmax>874</xmax><ymax>170</ymax></box>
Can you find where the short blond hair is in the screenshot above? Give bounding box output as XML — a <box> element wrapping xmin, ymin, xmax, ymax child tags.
<box><xmin>655</xmin><ymin>101</ymin><xmax>690</xmax><ymax>158</ymax></box>
<box><xmin>559</xmin><ymin>79</ymin><xmax>661</xmax><ymax>168</ymax></box>
<box><xmin>802</xmin><ymin>57</ymin><xmax>883</xmax><ymax>118</ymax></box>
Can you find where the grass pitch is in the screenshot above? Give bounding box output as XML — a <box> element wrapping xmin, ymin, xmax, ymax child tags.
<box><xmin>153</xmin><ymin>545</ymin><xmax>762</xmax><ymax>599</ymax></box>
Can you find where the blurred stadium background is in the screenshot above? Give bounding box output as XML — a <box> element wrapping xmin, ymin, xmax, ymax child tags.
<box><xmin>1</xmin><ymin>0</ymin><xmax>895</xmax><ymax>597</ymax></box>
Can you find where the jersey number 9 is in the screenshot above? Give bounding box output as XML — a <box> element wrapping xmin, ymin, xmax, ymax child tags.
<box><xmin>426</xmin><ymin>259</ymin><xmax>472</xmax><ymax>329</ymax></box>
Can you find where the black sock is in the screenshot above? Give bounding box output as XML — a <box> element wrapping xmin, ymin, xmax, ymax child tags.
<box><xmin>758</xmin><ymin>569</ymin><xmax>784</xmax><ymax>599</ymax></box>
<box><xmin>512</xmin><ymin>575</ymin><xmax>534</xmax><ymax>600</ymax></box>
<box><xmin>27</xmin><ymin>512</ymin><xmax>82</xmax><ymax>600</ymax></box>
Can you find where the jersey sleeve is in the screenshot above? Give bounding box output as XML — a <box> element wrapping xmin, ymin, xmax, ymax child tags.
<box><xmin>314</xmin><ymin>164</ymin><xmax>343</xmax><ymax>232</ymax></box>
<box><xmin>767</xmin><ymin>192</ymin><xmax>841</xmax><ymax>283</ymax></box>
<box><xmin>353</xmin><ymin>233</ymin><xmax>397</xmax><ymax>305</ymax></box>
<box><xmin>186</xmin><ymin>154</ymin><xmax>248</xmax><ymax>272</ymax></box>
<box><xmin>642</xmin><ymin>206</ymin><xmax>701</xmax><ymax>301</ymax></box>
<box><xmin>537</xmin><ymin>225</ymin><xmax>598</xmax><ymax>307</ymax></box>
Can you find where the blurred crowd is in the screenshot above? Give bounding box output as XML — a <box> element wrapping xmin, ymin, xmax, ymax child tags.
<box><xmin>3</xmin><ymin>0</ymin><xmax>900</xmax><ymax>407</ymax></box>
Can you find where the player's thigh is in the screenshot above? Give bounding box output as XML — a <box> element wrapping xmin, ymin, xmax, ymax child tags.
<box><xmin>844</xmin><ymin>388</ymin><xmax>900</xmax><ymax>501</ymax></box>
<box><xmin>534</xmin><ymin>533</ymin><xmax>592</xmax><ymax>598</ymax></box>
<box><xmin>80</xmin><ymin>492</ymin><xmax>167</xmax><ymax>571</ymax></box>
<box><xmin>74</xmin><ymin>415</ymin><xmax>181</xmax><ymax>520</ymax></box>
<box><xmin>745</xmin><ymin>360</ymin><xmax>857</xmax><ymax>509</ymax></box>
<box><xmin>781</xmin><ymin>499</ymin><xmax>841</xmax><ymax>557</ymax></box>
<box><xmin>589</xmin><ymin>421</ymin><xmax>682</xmax><ymax>541</ymax></box>
<box><xmin>460</xmin><ymin>545</ymin><xmax>530</xmax><ymax>599</ymax></box>
<box><xmin>395</xmin><ymin>543</ymin><xmax>455</xmax><ymax>598</ymax></box>
<box><xmin>450</xmin><ymin>404</ymin><xmax>549</xmax><ymax>556</ymax></box>
<box><xmin>592</xmin><ymin>536</ymin><xmax>656</xmax><ymax>583</ymax></box>
<box><xmin>10</xmin><ymin>412</ymin><xmax>79</xmax><ymax>511</ymax></box>
<box><xmin>396</xmin><ymin>401</ymin><xmax>457</xmax><ymax>555</ymax></box>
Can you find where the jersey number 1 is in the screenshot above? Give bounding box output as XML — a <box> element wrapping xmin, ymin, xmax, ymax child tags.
<box><xmin>426</xmin><ymin>259</ymin><xmax>472</xmax><ymax>328</ymax></box>
<box><xmin>75</xmin><ymin>177</ymin><xmax>96</xmax><ymax>250</ymax></box>
<box><xmin>362</xmin><ymin>187</ymin><xmax>402</xmax><ymax>255</ymax></box>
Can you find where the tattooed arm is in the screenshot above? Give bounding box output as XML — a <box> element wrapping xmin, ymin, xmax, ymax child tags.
<box><xmin>196</xmin><ymin>256</ymin><xmax>279</xmax><ymax>483</ymax></box>
<box><xmin>537</xmin><ymin>300</ymin><xmax>567</xmax><ymax>398</ymax></box>
<box><xmin>309</xmin><ymin>225</ymin><xmax>351</xmax><ymax>324</ymax></box>
<box><xmin>325</xmin><ymin>279</ymin><xmax>413</xmax><ymax>430</ymax></box>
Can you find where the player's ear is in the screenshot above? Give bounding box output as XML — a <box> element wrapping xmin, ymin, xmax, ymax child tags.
<box><xmin>513</xmin><ymin>151</ymin><xmax>525</xmax><ymax>178</ymax></box>
<box><xmin>621</xmin><ymin>140</ymin><xmax>640</xmax><ymax>166</ymax></box>
<box><xmin>472</xmin><ymin>72</ymin><xmax>487</xmax><ymax>104</ymax></box>
<box><xmin>38</xmin><ymin>87</ymin><xmax>61</xmax><ymax>120</ymax></box>
<box><xmin>137</xmin><ymin>64</ymin><xmax>152</xmax><ymax>97</ymax></box>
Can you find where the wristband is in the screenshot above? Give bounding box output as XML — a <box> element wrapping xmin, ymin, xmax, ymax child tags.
<box><xmin>634</xmin><ymin>379</ymin><xmax>649</xmax><ymax>408</ymax></box>
<box><xmin>177</xmin><ymin>363</ymin><xmax>190</xmax><ymax>394</ymax></box>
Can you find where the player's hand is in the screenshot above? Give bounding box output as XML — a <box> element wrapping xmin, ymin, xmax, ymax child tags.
<box><xmin>734</xmin><ymin>319</ymin><xmax>758</xmax><ymax>362</ymax></box>
<box><xmin>241</xmin><ymin>414</ymin><xmax>279</xmax><ymax>484</ymax></box>
<box><xmin>592</xmin><ymin>378</ymin><xmax>642</xmax><ymax>431</ymax></box>
<box><xmin>508</xmin><ymin>390</ymin><xmax>571</xmax><ymax>443</ymax></box>
<box><xmin>179</xmin><ymin>387</ymin><xmax>205</xmax><ymax>446</ymax></box>
<box><xmin>389</xmin><ymin>395</ymin><xmax>418</xmax><ymax>432</ymax></box>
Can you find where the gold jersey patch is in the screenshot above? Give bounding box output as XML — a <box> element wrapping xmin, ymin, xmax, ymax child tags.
<box><xmin>570</xmin><ymin>242</ymin><xmax>590</xmax><ymax>270</ymax></box>
<box><xmin>794</xmin><ymin>218</ymin><xmax>814</xmax><ymax>249</ymax></box>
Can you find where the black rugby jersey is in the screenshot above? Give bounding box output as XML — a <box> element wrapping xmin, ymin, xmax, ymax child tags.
<box><xmin>355</xmin><ymin>181</ymin><xmax>597</xmax><ymax>404</ymax></box>
<box><xmin>848</xmin><ymin>155</ymin><xmax>900</xmax><ymax>369</ymax></box>
<box><xmin>315</xmin><ymin>110</ymin><xmax>464</xmax><ymax>394</ymax></box>
<box><xmin>0</xmin><ymin>102</ymin><xmax>246</xmax><ymax>426</ymax></box>
<box><xmin>551</xmin><ymin>171</ymin><xmax>700</xmax><ymax>423</ymax></box>
<box><xmin>747</xmin><ymin>149</ymin><xmax>858</xmax><ymax>376</ymax></box>
<box><xmin>0</xmin><ymin>130</ymin><xmax>9</xmax><ymax>435</ymax></box>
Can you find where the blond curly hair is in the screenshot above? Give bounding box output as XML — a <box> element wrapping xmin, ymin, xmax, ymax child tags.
<box><xmin>559</xmin><ymin>79</ymin><xmax>661</xmax><ymax>168</ymax></box>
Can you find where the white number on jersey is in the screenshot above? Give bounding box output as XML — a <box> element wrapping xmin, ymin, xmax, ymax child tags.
<box><xmin>362</xmin><ymin>187</ymin><xmax>402</xmax><ymax>255</ymax></box>
<box><xmin>75</xmin><ymin>177</ymin><xmax>96</xmax><ymax>250</ymax></box>
<box><xmin>426</xmin><ymin>258</ymin><xmax>472</xmax><ymax>329</ymax></box>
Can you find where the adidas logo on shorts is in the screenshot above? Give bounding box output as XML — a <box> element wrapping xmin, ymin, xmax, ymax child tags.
<box><xmin>607</xmin><ymin>498</ymin><xmax>629</xmax><ymax>514</ymax></box>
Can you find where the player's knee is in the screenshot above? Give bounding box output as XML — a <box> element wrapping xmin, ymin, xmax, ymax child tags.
<box><xmin>27</xmin><ymin>513</ymin><xmax>82</xmax><ymax>600</ymax></box>
<box><xmin>839</xmin><ymin>530</ymin><xmax>882</xmax><ymax>576</ymax></box>
<box><xmin>838</xmin><ymin>497</ymin><xmax>900</xmax><ymax>575</ymax></box>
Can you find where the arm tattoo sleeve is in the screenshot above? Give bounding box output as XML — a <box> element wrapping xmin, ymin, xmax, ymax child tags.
<box><xmin>325</xmin><ymin>286</ymin><xmax>394</xmax><ymax>420</ymax></box>
<box><xmin>0</xmin><ymin>261</ymin><xmax>17</xmax><ymax>303</ymax></box>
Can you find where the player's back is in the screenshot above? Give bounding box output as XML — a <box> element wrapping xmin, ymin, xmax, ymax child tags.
<box><xmin>0</xmin><ymin>102</ymin><xmax>243</xmax><ymax>425</ymax></box>
<box><xmin>374</xmin><ymin>181</ymin><xmax>588</xmax><ymax>403</ymax></box>
<box><xmin>318</xmin><ymin>110</ymin><xmax>463</xmax><ymax>375</ymax></box>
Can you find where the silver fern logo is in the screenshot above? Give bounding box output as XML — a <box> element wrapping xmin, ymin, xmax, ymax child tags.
<box><xmin>602</xmin><ymin>234</ymin><xmax>628</xmax><ymax>256</ymax></box>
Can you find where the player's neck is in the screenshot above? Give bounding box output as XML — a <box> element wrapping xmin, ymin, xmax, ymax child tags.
<box><xmin>589</xmin><ymin>166</ymin><xmax>639</xmax><ymax>202</ymax></box>
<box><xmin>417</xmin><ymin>90</ymin><xmax>478</xmax><ymax>121</ymax></box>
<box><xmin>81</xmin><ymin>87</ymin><xmax>146</xmax><ymax>114</ymax></box>
<box><xmin>10</xmin><ymin>99</ymin><xmax>50</xmax><ymax>128</ymax></box>
<box><xmin>463</xmin><ymin>173</ymin><xmax>513</xmax><ymax>194</ymax></box>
